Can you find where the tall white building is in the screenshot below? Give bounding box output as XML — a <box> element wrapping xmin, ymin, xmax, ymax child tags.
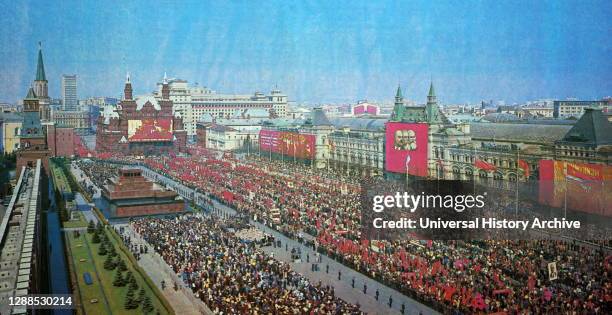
<box><xmin>61</xmin><ymin>74</ymin><xmax>78</xmax><ymax>111</ymax></box>
<box><xmin>153</xmin><ymin>77</ymin><xmax>288</xmax><ymax>136</ymax></box>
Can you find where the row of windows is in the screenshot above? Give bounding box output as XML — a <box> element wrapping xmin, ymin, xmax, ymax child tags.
<box><xmin>448</xmin><ymin>153</ymin><xmax>534</xmax><ymax>169</ymax></box>
<box><xmin>562</xmin><ymin>150</ymin><xmax>594</xmax><ymax>158</ymax></box>
<box><xmin>451</xmin><ymin>168</ymin><xmax>518</xmax><ymax>181</ymax></box>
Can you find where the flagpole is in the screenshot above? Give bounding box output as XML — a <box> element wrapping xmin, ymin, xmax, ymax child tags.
<box><xmin>406</xmin><ymin>157</ymin><xmax>409</xmax><ymax>185</ymax></box>
<box><xmin>473</xmin><ymin>146</ymin><xmax>476</xmax><ymax>193</ymax></box>
<box><xmin>326</xmin><ymin>137</ymin><xmax>329</xmax><ymax>173</ymax></box>
<box><xmin>564</xmin><ymin>163</ymin><xmax>568</xmax><ymax>218</ymax></box>
<box><xmin>346</xmin><ymin>132</ymin><xmax>350</xmax><ymax>176</ymax></box>
<box><xmin>515</xmin><ymin>148</ymin><xmax>520</xmax><ymax>216</ymax></box>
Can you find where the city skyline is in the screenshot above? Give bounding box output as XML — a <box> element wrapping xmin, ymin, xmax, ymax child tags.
<box><xmin>1</xmin><ymin>0</ymin><xmax>610</xmax><ymax>105</ymax></box>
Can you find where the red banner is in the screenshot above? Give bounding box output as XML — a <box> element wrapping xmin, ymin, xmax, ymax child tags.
<box><xmin>475</xmin><ymin>159</ymin><xmax>497</xmax><ymax>171</ymax></box>
<box><xmin>518</xmin><ymin>159</ymin><xmax>530</xmax><ymax>177</ymax></box>
<box><xmin>385</xmin><ymin>122</ymin><xmax>429</xmax><ymax>176</ymax></box>
<box><xmin>259</xmin><ymin>130</ymin><xmax>316</xmax><ymax>159</ymax></box>
<box><xmin>353</xmin><ymin>103</ymin><xmax>379</xmax><ymax>115</ymax></box>
<box><xmin>128</xmin><ymin>118</ymin><xmax>173</xmax><ymax>142</ymax></box>
<box><xmin>539</xmin><ymin>160</ymin><xmax>611</xmax><ymax>216</ymax></box>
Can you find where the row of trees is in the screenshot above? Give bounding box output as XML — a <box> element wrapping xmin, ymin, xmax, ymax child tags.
<box><xmin>89</xmin><ymin>220</ymin><xmax>156</xmax><ymax>313</ymax></box>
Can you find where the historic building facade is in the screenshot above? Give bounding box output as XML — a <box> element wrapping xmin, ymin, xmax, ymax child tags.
<box><xmin>553</xmin><ymin>100</ymin><xmax>609</xmax><ymax>119</ymax></box>
<box><xmin>153</xmin><ymin>78</ymin><xmax>288</xmax><ymax>136</ymax></box>
<box><xmin>1</xmin><ymin>112</ymin><xmax>22</xmax><ymax>154</ymax></box>
<box><xmin>96</xmin><ymin>75</ymin><xmax>187</xmax><ymax>156</ymax></box>
<box><xmin>207</xmin><ymin>83</ymin><xmax>611</xmax><ymax>182</ymax></box>
<box><xmin>16</xmin><ymin>87</ymin><xmax>51</xmax><ymax>173</ymax></box>
<box><xmin>52</xmin><ymin>110</ymin><xmax>90</xmax><ymax>131</ymax></box>
<box><xmin>554</xmin><ymin>108</ymin><xmax>612</xmax><ymax>165</ymax></box>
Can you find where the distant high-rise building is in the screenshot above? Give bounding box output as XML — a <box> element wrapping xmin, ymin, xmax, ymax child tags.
<box><xmin>61</xmin><ymin>74</ymin><xmax>78</xmax><ymax>111</ymax></box>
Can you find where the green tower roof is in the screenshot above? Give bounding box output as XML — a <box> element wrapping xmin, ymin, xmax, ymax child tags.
<box><xmin>428</xmin><ymin>82</ymin><xmax>435</xmax><ymax>97</ymax></box>
<box><xmin>395</xmin><ymin>85</ymin><xmax>402</xmax><ymax>99</ymax></box>
<box><xmin>36</xmin><ymin>42</ymin><xmax>46</xmax><ymax>81</ymax></box>
<box><xmin>25</xmin><ymin>87</ymin><xmax>37</xmax><ymax>99</ymax></box>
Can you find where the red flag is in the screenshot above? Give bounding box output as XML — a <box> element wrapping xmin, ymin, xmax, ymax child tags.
<box><xmin>528</xmin><ymin>275</ymin><xmax>536</xmax><ymax>292</ymax></box>
<box><xmin>475</xmin><ymin>158</ymin><xmax>497</xmax><ymax>171</ymax></box>
<box><xmin>444</xmin><ymin>285</ymin><xmax>456</xmax><ymax>301</ymax></box>
<box><xmin>518</xmin><ymin>159</ymin><xmax>530</xmax><ymax>177</ymax></box>
<box><xmin>361</xmin><ymin>250</ymin><xmax>369</xmax><ymax>262</ymax></box>
<box><xmin>222</xmin><ymin>191</ymin><xmax>234</xmax><ymax>202</ymax></box>
<box><xmin>543</xmin><ymin>287</ymin><xmax>552</xmax><ymax>302</ymax></box>
<box><xmin>361</xmin><ymin>239</ymin><xmax>369</xmax><ymax>248</ymax></box>
<box><xmin>471</xmin><ymin>293</ymin><xmax>486</xmax><ymax>310</ymax></box>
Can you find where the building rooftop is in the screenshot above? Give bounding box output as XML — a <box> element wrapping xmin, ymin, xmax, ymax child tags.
<box><xmin>0</xmin><ymin>112</ymin><xmax>23</xmax><ymax>122</ymax></box>
<box><xmin>209</xmin><ymin>123</ymin><xmax>237</xmax><ymax>132</ymax></box>
<box><xmin>329</xmin><ymin>117</ymin><xmax>387</xmax><ymax>131</ymax></box>
<box><xmin>482</xmin><ymin>113</ymin><xmax>520</xmax><ymax>122</ymax></box>
<box><xmin>135</xmin><ymin>95</ymin><xmax>161</xmax><ymax>111</ymax></box>
<box><xmin>558</xmin><ymin>108</ymin><xmax>612</xmax><ymax>146</ymax></box>
<box><xmin>470</xmin><ymin>122</ymin><xmax>572</xmax><ymax>144</ymax></box>
<box><xmin>310</xmin><ymin>107</ymin><xmax>333</xmax><ymax>126</ymax></box>
<box><xmin>230</xmin><ymin>108</ymin><xmax>270</xmax><ymax>119</ymax></box>
<box><xmin>0</xmin><ymin>161</ymin><xmax>42</xmax><ymax>314</ymax></box>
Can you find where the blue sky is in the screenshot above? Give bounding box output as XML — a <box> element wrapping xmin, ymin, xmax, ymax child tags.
<box><xmin>0</xmin><ymin>0</ymin><xmax>610</xmax><ymax>104</ymax></box>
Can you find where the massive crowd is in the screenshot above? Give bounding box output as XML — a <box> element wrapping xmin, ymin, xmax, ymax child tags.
<box><xmin>141</xmin><ymin>149</ymin><xmax>610</xmax><ymax>314</ymax></box>
<box><xmin>132</xmin><ymin>214</ymin><xmax>363</xmax><ymax>314</ymax></box>
<box><xmin>77</xmin><ymin>148</ymin><xmax>611</xmax><ymax>314</ymax></box>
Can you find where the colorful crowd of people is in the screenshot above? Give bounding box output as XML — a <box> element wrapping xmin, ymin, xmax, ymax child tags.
<box><xmin>75</xmin><ymin>147</ymin><xmax>611</xmax><ymax>314</ymax></box>
<box><xmin>132</xmin><ymin>215</ymin><xmax>364</xmax><ymax>314</ymax></box>
<box><xmin>137</xmin><ymin>148</ymin><xmax>611</xmax><ymax>314</ymax></box>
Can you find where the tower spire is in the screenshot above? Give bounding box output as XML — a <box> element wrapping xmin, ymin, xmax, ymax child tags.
<box><xmin>427</xmin><ymin>81</ymin><xmax>437</xmax><ymax>105</ymax></box>
<box><xmin>426</xmin><ymin>80</ymin><xmax>440</xmax><ymax>123</ymax></box>
<box><xmin>161</xmin><ymin>72</ymin><xmax>170</xmax><ymax>99</ymax></box>
<box><xmin>36</xmin><ymin>41</ymin><xmax>46</xmax><ymax>81</ymax></box>
<box><xmin>392</xmin><ymin>85</ymin><xmax>405</xmax><ymax>122</ymax></box>
<box><xmin>124</xmin><ymin>72</ymin><xmax>133</xmax><ymax>100</ymax></box>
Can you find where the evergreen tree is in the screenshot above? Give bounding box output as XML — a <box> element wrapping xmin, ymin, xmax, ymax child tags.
<box><xmin>142</xmin><ymin>295</ymin><xmax>154</xmax><ymax>313</ymax></box>
<box><xmin>137</xmin><ymin>288</ymin><xmax>146</xmax><ymax>304</ymax></box>
<box><xmin>124</xmin><ymin>286</ymin><xmax>135</xmax><ymax>309</ymax></box>
<box><xmin>103</xmin><ymin>254</ymin><xmax>116</xmax><ymax>270</ymax></box>
<box><xmin>125</xmin><ymin>271</ymin><xmax>134</xmax><ymax>285</ymax></box>
<box><xmin>87</xmin><ymin>220</ymin><xmax>95</xmax><ymax>233</ymax></box>
<box><xmin>112</xmin><ymin>269</ymin><xmax>124</xmax><ymax>287</ymax></box>
<box><xmin>98</xmin><ymin>243</ymin><xmax>107</xmax><ymax>256</ymax></box>
<box><xmin>108</xmin><ymin>245</ymin><xmax>117</xmax><ymax>257</ymax></box>
<box><xmin>92</xmin><ymin>232</ymin><xmax>101</xmax><ymax>244</ymax></box>
<box><xmin>117</xmin><ymin>259</ymin><xmax>127</xmax><ymax>272</ymax></box>
<box><xmin>101</xmin><ymin>232</ymin><xmax>109</xmax><ymax>243</ymax></box>
<box><xmin>129</xmin><ymin>276</ymin><xmax>139</xmax><ymax>291</ymax></box>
